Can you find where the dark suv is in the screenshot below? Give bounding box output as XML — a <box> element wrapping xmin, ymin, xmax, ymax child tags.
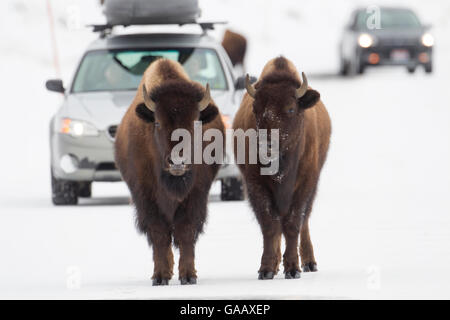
<box><xmin>339</xmin><ymin>7</ymin><xmax>434</xmax><ymax>75</ymax></box>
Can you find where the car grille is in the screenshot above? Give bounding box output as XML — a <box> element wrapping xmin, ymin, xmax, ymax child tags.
<box><xmin>108</xmin><ymin>125</ymin><xmax>118</xmax><ymax>139</ymax></box>
<box><xmin>378</xmin><ymin>38</ymin><xmax>419</xmax><ymax>47</ymax></box>
<box><xmin>96</xmin><ymin>162</ymin><xmax>117</xmax><ymax>171</ymax></box>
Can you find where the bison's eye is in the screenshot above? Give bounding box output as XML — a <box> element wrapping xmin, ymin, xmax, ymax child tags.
<box><xmin>287</xmin><ymin>107</ymin><xmax>295</xmax><ymax>114</ymax></box>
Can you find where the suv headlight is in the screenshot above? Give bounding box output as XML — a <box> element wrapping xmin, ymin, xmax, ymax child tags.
<box><xmin>59</xmin><ymin>118</ymin><xmax>99</xmax><ymax>137</ymax></box>
<box><xmin>358</xmin><ymin>33</ymin><xmax>374</xmax><ymax>48</ymax></box>
<box><xmin>421</xmin><ymin>33</ymin><xmax>434</xmax><ymax>47</ymax></box>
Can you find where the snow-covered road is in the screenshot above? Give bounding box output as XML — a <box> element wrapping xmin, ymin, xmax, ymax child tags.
<box><xmin>1</xmin><ymin>0</ymin><xmax>450</xmax><ymax>299</ymax></box>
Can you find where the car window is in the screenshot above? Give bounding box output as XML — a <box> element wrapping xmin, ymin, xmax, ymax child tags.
<box><xmin>356</xmin><ymin>9</ymin><xmax>421</xmax><ymax>29</ymax></box>
<box><xmin>72</xmin><ymin>48</ymin><xmax>228</xmax><ymax>93</ymax></box>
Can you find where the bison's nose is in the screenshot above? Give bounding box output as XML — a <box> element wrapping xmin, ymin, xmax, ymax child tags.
<box><xmin>165</xmin><ymin>155</ymin><xmax>190</xmax><ymax>176</ymax></box>
<box><xmin>165</xmin><ymin>155</ymin><xmax>188</xmax><ymax>166</ymax></box>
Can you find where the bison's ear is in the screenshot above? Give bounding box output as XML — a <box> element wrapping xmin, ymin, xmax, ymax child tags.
<box><xmin>199</xmin><ymin>104</ymin><xmax>219</xmax><ymax>124</ymax></box>
<box><xmin>297</xmin><ymin>89</ymin><xmax>320</xmax><ymax>110</ymax></box>
<box><xmin>135</xmin><ymin>103</ymin><xmax>155</xmax><ymax>123</ymax></box>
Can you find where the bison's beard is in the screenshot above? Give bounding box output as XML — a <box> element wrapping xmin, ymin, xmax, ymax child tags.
<box><xmin>160</xmin><ymin>170</ymin><xmax>194</xmax><ymax>200</ymax></box>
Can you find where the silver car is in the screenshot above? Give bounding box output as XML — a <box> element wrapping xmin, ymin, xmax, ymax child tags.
<box><xmin>46</xmin><ymin>32</ymin><xmax>246</xmax><ymax>205</ymax></box>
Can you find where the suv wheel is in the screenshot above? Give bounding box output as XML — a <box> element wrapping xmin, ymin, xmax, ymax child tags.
<box><xmin>340</xmin><ymin>58</ymin><xmax>350</xmax><ymax>76</ymax></box>
<box><xmin>407</xmin><ymin>66</ymin><xmax>416</xmax><ymax>74</ymax></box>
<box><xmin>221</xmin><ymin>177</ymin><xmax>244</xmax><ymax>201</ymax></box>
<box><xmin>79</xmin><ymin>182</ymin><xmax>92</xmax><ymax>198</ymax></box>
<box><xmin>425</xmin><ymin>63</ymin><xmax>433</xmax><ymax>74</ymax></box>
<box><xmin>51</xmin><ymin>170</ymin><xmax>78</xmax><ymax>205</ymax></box>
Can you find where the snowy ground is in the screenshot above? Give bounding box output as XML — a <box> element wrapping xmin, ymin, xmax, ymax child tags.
<box><xmin>1</xmin><ymin>0</ymin><xmax>450</xmax><ymax>299</ymax></box>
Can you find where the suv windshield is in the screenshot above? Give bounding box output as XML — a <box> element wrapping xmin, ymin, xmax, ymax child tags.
<box><xmin>357</xmin><ymin>9</ymin><xmax>421</xmax><ymax>29</ymax></box>
<box><xmin>72</xmin><ymin>48</ymin><xmax>228</xmax><ymax>93</ymax></box>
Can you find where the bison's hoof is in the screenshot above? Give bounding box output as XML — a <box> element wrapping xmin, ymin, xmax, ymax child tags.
<box><xmin>302</xmin><ymin>262</ymin><xmax>318</xmax><ymax>272</ymax></box>
<box><xmin>152</xmin><ymin>278</ymin><xmax>169</xmax><ymax>286</ymax></box>
<box><xmin>258</xmin><ymin>271</ymin><xmax>275</xmax><ymax>280</ymax></box>
<box><xmin>180</xmin><ymin>277</ymin><xmax>197</xmax><ymax>285</ymax></box>
<box><xmin>285</xmin><ymin>270</ymin><xmax>301</xmax><ymax>279</ymax></box>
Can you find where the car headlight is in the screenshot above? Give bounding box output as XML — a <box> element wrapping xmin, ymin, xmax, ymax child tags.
<box><xmin>59</xmin><ymin>118</ymin><xmax>99</xmax><ymax>137</ymax></box>
<box><xmin>421</xmin><ymin>33</ymin><xmax>434</xmax><ymax>47</ymax></box>
<box><xmin>221</xmin><ymin>114</ymin><xmax>232</xmax><ymax>129</ymax></box>
<box><xmin>358</xmin><ymin>33</ymin><xmax>374</xmax><ymax>48</ymax></box>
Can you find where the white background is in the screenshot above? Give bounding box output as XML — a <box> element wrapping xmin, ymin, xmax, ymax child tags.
<box><xmin>0</xmin><ymin>0</ymin><xmax>449</xmax><ymax>299</ymax></box>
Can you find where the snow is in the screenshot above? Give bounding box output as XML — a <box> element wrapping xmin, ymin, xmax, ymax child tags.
<box><xmin>1</xmin><ymin>0</ymin><xmax>450</xmax><ymax>299</ymax></box>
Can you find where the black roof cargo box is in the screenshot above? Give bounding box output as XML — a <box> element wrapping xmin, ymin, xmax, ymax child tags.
<box><xmin>103</xmin><ymin>0</ymin><xmax>201</xmax><ymax>26</ymax></box>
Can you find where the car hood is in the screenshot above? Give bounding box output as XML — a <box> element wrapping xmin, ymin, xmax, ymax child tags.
<box><xmin>65</xmin><ymin>90</ymin><xmax>237</xmax><ymax>130</ymax></box>
<box><xmin>66</xmin><ymin>91</ymin><xmax>135</xmax><ymax>130</ymax></box>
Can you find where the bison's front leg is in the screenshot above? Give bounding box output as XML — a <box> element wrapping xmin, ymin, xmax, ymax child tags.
<box><xmin>173</xmin><ymin>222</ymin><xmax>198</xmax><ymax>285</ymax></box>
<box><xmin>282</xmin><ymin>215</ymin><xmax>301</xmax><ymax>279</ymax></box>
<box><xmin>246</xmin><ymin>180</ymin><xmax>281</xmax><ymax>280</ymax></box>
<box><xmin>147</xmin><ymin>223</ymin><xmax>174</xmax><ymax>286</ymax></box>
<box><xmin>258</xmin><ymin>220</ymin><xmax>282</xmax><ymax>280</ymax></box>
<box><xmin>173</xmin><ymin>195</ymin><xmax>207</xmax><ymax>285</ymax></box>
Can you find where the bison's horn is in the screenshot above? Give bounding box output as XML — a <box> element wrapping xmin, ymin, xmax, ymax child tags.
<box><xmin>198</xmin><ymin>83</ymin><xmax>211</xmax><ymax>112</ymax></box>
<box><xmin>142</xmin><ymin>84</ymin><xmax>156</xmax><ymax>112</ymax></box>
<box><xmin>245</xmin><ymin>74</ymin><xmax>256</xmax><ymax>98</ymax></box>
<box><xmin>295</xmin><ymin>72</ymin><xmax>309</xmax><ymax>99</ymax></box>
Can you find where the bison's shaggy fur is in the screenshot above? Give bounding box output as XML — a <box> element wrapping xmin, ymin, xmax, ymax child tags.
<box><xmin>221</xmin><ymin>29</ymin><xmax>247</xmax><ymax>67</ymax></box>
<box><xmin>233</xmin><ymin>56</ymin><xmax>331</xmax><ymax>279</ymax></box>
<box><xmin>115</xmin><ymin>59</ymin><xmax>224</xmax><ymax>285</ymax></box>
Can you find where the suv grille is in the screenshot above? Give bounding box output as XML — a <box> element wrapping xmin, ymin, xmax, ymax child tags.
<box><xmin>108</xmin><ymin>125</ymin><xmax>118</xmax><ymax>139</ymax></box>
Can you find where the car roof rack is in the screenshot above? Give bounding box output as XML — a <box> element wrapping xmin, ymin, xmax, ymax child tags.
<box><xmin>89</xmin><ymin>21</ymin><xmax>227</xmax><ymax>38</ymax></box>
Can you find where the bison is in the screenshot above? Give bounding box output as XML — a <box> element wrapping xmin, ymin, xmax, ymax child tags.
<box><xmin>232</xmin><ymin>56</ymin><xmax>331</xmax><ymax>280</ymax></box>
<box><xmin>115</xmin><ymin>59</ymin><xmax>224</xmax><ymax>285</ymax></box>
<box><xmin>221</xmin><ymin>29</ymin><xmax>247</xmax><ymax>67</ymax></box>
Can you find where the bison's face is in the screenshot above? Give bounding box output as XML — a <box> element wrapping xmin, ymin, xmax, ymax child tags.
<box><xmin>246</xmin><ymin>73</ymin><xmax>320</xmax><ymax>153</ymax></box>
<box><xmin>136</xmin><ymin>80</ymin><xmax>218</xmax><ymax>199</ymax></box>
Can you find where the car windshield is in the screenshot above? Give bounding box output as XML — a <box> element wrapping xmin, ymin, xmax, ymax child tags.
<box><xmin>72</xmin><ymin>48</ymin><xmax>228</xmax><ymax>93</ymax></box>
<box><xmin>357</xmin><ymin>9</ymin><xmax>421</xmax><ymax>29</ymax></box>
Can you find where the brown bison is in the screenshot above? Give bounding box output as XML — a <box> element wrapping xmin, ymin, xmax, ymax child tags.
<box><xmin>115</xmin><ymin>59</ymin><xmax>224</xmax><ymax>285</ymax></box>
<box><xmin>233</xmin><ymin>56</ymin><xmax>331</xmax><ymax>280</ymax></box>
<box><xmin>221</xmin><ymin>29</ymin><xmax>247</xmax><ymax>67</ymax></box>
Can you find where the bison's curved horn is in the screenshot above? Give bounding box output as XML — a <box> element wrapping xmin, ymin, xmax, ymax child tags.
<box><xmin>295</xmin><ymin>72</ymin><xmax>309</xmax><ymax>99</ymax></box>
<box><xmin>245</xmin><ymin>74</ymin><xmax>256</xmax><ymax>98</ymax></box>
<box><xmin>142</xmin><ymin>84</ymin><xmax>156</xmax><ymax>112</ymax></box>
<box><xmin>198</xmin><ymin>83</ymin><xmax>211</xmax><ymax>112</ymax></box>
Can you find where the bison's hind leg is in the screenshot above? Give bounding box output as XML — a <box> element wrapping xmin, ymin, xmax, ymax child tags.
<box><xmin>300</xmin><ymin>190</ymin><xmax>318</xmax><ymax>272</ymax></box>
<box><xmin>300</xmin><ymin>218</ymin><xmax>318</xmax><ymax>272</ymax></box>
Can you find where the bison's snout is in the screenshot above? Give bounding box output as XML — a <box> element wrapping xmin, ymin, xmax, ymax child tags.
<box><xmin>165</xmin><ymin>155</ymin><xmax>190</xmax><ymax>176</ymax></box>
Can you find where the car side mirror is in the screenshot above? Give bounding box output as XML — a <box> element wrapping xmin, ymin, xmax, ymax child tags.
<box><xmin>235</xmin><ymin>75</ymin><xmax>257</xmax><ymax>90</ymax></box>
<box><xmin>46</xmin><ymin>79</ymin><xmax>65</xmax><ymax>93</ymax></box>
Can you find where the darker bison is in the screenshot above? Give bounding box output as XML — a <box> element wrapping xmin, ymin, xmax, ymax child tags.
<box><xmin>221</xmin><ymin>29</ymin><xmax>247</xmax><ymax>67</ymax></box>
<box><xmin>115</xmin><ymin>59</ymin><xmax>224</xmax><ymax>285</ymax></box>
<box><xmin>232</xmin><ymin>56</ymin><xmax>331</xmax><ymax>280</ymax></box>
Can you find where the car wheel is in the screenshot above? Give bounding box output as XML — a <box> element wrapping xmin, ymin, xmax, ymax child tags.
<box><xmin>79</xmin><ymin>182</ymin><xmax>92</xmax><ymax>198</ymax></box>
<box><xmin>425</xmin><ymin>63</ymin><xmax>433</xmax><ymax>74</ymax></box>
<box><xmin>407</xmin><ymin>66</ymin><xmax>416</xmax><ymax>74</ymax></box>
<box><xmin>221</xmin><ymin>177</ymin><xmax>244</xmax><ymax>201</ymax></box>
<box><xmin>51</xmin><ymin>170</ymin><xmax>78</xmax><ymax>205</ymax></box>
<box><xmin>357</xmin><ymin>61</ymin><xmax>365</xmax><ymax>74</ymax></box>
<box><xmin>340</xmin><ymin>58</ymin><xmax>350</xmax><ymax>76</ymax></box>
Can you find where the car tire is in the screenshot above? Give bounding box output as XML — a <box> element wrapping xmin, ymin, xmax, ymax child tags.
<box><xmin>51</xmin><ymin>170</ymin><xmax>78</xmax><ymax>205</ymax></box>
<box><xmin>357</xmin><ymin>61</ymin><xmax>365</xmax><ymax>74</ymax></box>
<box><xmin>221</xmin><ymin>177</ymin><xmax>244</xmax><ymax>201</ymax></box>
<box><xmin>407</xmin><ymin>66</ymin><xmax>416</xmax><ymax>73</ymax></box>
<box><xmin>340</xmin><ymin>58</ymin><xmax>350</xmax><ymax>76</ymax></box>
<box><xmin>425</xmin><ymin>63</ymin><xmax>433</xmax><ymax>74</ymax></box>
<box><xmin>78</xmin><ymin>182</ymin><xmax>92</xmax><ymax>198</ymax></box>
